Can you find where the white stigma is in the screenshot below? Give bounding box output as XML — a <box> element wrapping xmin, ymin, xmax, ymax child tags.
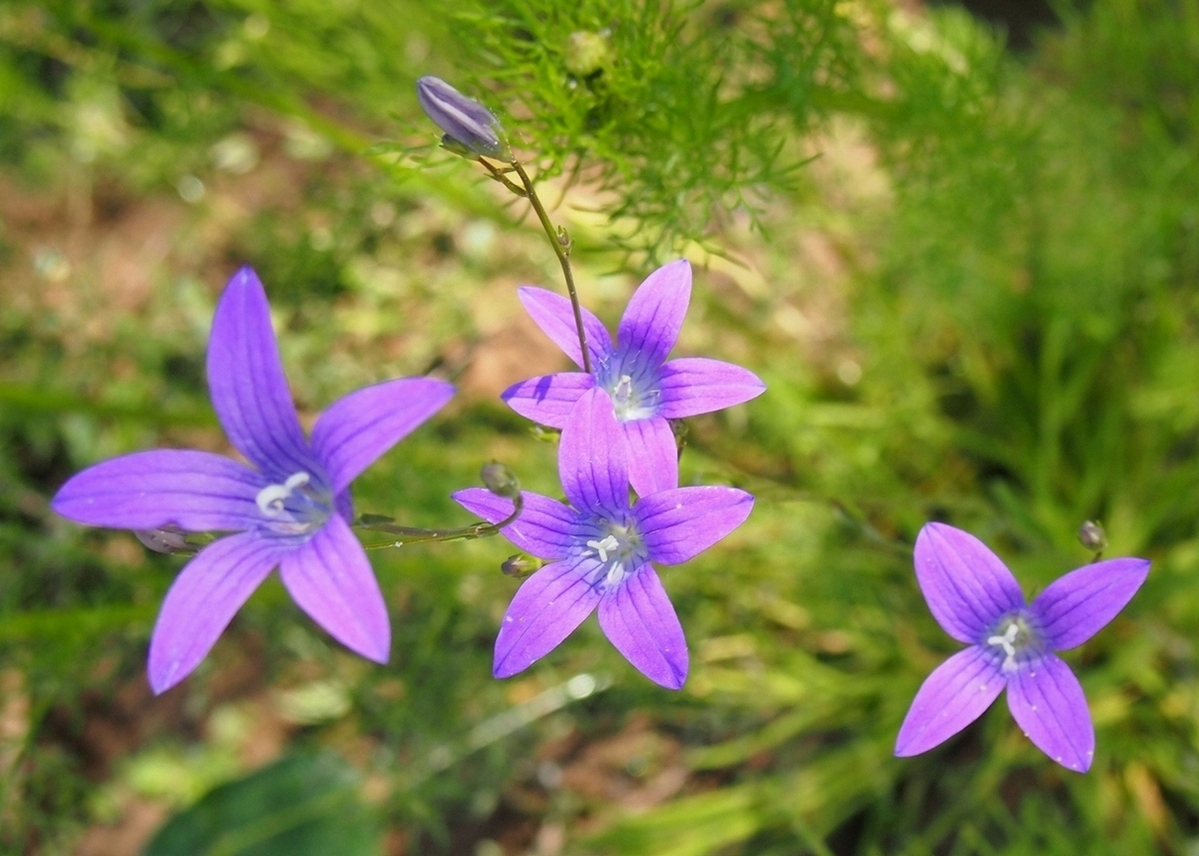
<box><xmin>586</xmin><ymin>534</ymin><xmax>621</xmax><ymax>563</ymax></box>
<box><xmin>613</xmin><ymin>374</ymin><xmax>633</xmax><ymax>402</ymax></box>
<box><xmin>987</xmin><ymin>622</ymin><xmax>1020</xmax><ymax>672</ymax></box>
<box><xmin>256</xmin><ymin>471</ymin><xmax>311</xmax><ymax>517</ymax></box>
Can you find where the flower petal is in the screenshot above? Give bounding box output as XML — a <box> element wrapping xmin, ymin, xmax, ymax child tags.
<box><xmin>312</xmin><ymin>377</ymin><xmax>454</xmax><ymax>494</ymax></box>
<box><xmin>558</xmin><ymin>388</ymin><xmax>629</xmax><ymax>514</ymax></box>
<box><xmin>1030</xmin><ymin>557</ymin><xmax>1150</xmax><ymax>651</ymax></box>
<box><xmin>658</xmin><ymin>357</ymin><xmax>767</xmax><ymax>419</ymax></box>
<box><xmin>597</xmin><ymin>564</ymin><xmax>688</xmax><ymax>689</ymax></box>
<box><xmin>518</xmin><ymin>286</ymin><xmax>612</xmax><ymax>370</ymax></box>
<box><xmin>615</xmin><ymin>260</ymin><xmax>691</xmax><ymax>368</ymax></box>
<box><xmin>452</xmin><ymin>488</ymin><xmax>576</xmax><ymax>560</ymax></box>
<box><xmin>1006</xmin><ymin>653</ymin><xmax>1095</xmax><ymax>772</ymax></box>
<box><xmin>636</xmin><ymin>486</ymin><xmax>754</xmax><ymax>565</ymax></box>
<box><xmin>623</xmin><ymin>416</ymin><xmax>679</xmax><ymax>497</ymax></box>
<box><xmin>894</xmin><ymin>646</ymin><xmax>1006</xmax><ymax>757</ymax></box>
<box><xmin>914</xmin><ymin>523</ymin><xmax>1026</xmax><ymax>644</ymax></box>
<box><xmin>52</xmin><ymin>450</ymin><xmax>263</xmax><ymax>532</ymax></box>
<box><xmin>207</xmin><ymin>267</ymin><xmax>316</xmax><ymax>477</ymax></box>
<box><xmin>148</xmin><ymin>532</ymin><xmax>282</xmax><ymax>694</ymax></box>
<box><xmin>494</xmin><ymin>556</ymin><xmax>602</xmax><ymax>678</ymax></box>
<box><xmin>501</xmin><ymin>372</ymin><xmax>596</xmax><ymax>429</ymax></box>
<box><xmin>279</xmin><ymin>515</ymin><xmax>389</xmax><ymax>663</ymax></box>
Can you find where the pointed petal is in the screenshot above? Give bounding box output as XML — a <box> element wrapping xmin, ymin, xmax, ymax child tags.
<box><xmin>1007</xmin><ymin>654</ymin><xmax>1095</xmax><ymax>772</ymax></box>
<box><xmin>597</xmin><ymin>564</ymin><xmax>688</xmax><ymax>689</ymax></box>
<box><xmin>501</xmin><ymin>372</ymin><xmax>595</xmax><ymax>429</ymax></box>
<box><xmin>518</xmin><ymin>287</ymin><xmax>612</xmax><ymax>370</ymax></box>
<box><xmin>312</xmin><ymin>377</ymin><xmax>454</xmax><ymax>494</ymax></box>
<box><xmin>279</xmin><ymin>515</ymin><xmax>390</xmax><ymax>663</ymax></box>
<box><xmin>452</xmin><ymin>488</ymin><xmax>577</xmax><ymax>560</ymax></box>
<box><xmin>636</xmin><ymin>486</ymin><xmax>754</xmax><ymax>565</ymax></box>
<box><xmin>658</xmin><ymin>357</ymin><xmax>766</xmax><ymax>419</ymax></box>
<box><xmin>914</xmin><ymin>523</ymin><xmax>1026</xmax><ymax>644</ymax></box>
<box><xmin>558</xmin><ymin>388</ymin><xmax>629</xmax><ymax>514</ymax></box>
<box><xmin>148</xmin><ymin>532</ymin><xmax>281</xmax><ymax>693</ymax></box>
<box><xmin>207</xmin><ymin>267</ymin><xmax>315</xmax><ymax>477</ymax></box>
<box><xmin>622</xmin><ymin>416</ymin><xmax>679</xmax><ymax>497</ymax></box>
<box><xmin>1030</xmin><ymin>558</ymin><xmax>1150</xmax><ymax>651</ymax></box>
<box><xmin>52</xmin><ymin>450</ymin><xmax>263</xmax><ymax>532</ymax></box>
<box><xmin>616</xmin><ymin>260</ymin><xmax>691</xmax><ymax>367</ymax></box>
<box><xmin>894</xmin><ymin>646</ymin><xmax>1006</xmax><ymax>757</ymax></box>
<box><xmin>494</xmin><ymin>556</ymin><xmax>602</xmax><ymax>678</ymax></box>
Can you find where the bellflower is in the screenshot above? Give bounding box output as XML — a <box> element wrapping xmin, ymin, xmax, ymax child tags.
<box><xmin>52</xmin><ymin>267</ymin><xmax>455</xmax><ymax>694</ymax></box>
<box><xmin>502</xmin><ymin>260</ymin><xmax>765</xmax><ymax>496</ymax></box>
<box><xmin>454</xmin><ymin>387</ymin><xmax>753</xmax><ymax>689</ymax></box>
<box><xmin>895</xmin><ymin>522</ymin><xmax>1149</xmax><ymax>772</ymax></box>
<box><xmin>415</xmin><ymin>75</ymin><xmax>510</xmax><ymax>160</ymax></box>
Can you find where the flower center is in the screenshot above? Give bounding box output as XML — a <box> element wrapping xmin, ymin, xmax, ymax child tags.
<box><xmin>583</xmin><ymin>519</ymin><xmax>646</xmax><ymax>590</ymax></box>
<box><xmin>985</xmin><ymin>612</ymin><xmax>1041</xmax><ymax>673</ymax></box>
<box><xmin>598</xmin><ymin>356</ymin><xmax>660</xmax><ymax>422</ymax></box>
<box><xmin>255</xmin><ymin>470</ymin><xmax>332</xmax><ymax>536</ymax></box>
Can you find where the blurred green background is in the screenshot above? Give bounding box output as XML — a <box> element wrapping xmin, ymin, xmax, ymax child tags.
<box><xmin>1</xmin><ymin>0</ymin><xmax>1198</xmax><ymax>853</ymax></box>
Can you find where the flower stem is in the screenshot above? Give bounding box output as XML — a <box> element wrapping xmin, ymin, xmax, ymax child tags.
<box><xmin>355</xmin><ymin>493</ymin><xmax>524</xmax><ymax>549</ymax></box>
<box><xmin>481</xmin><ymin>158</ymin><xmax>592</xmax><ymax>374</ymax></box>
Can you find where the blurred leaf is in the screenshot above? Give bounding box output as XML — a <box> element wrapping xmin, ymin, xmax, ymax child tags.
<box><xmin>143</xmin><ymin>753</ymin><xmax>381</xmax><ymax>856</ymax></box>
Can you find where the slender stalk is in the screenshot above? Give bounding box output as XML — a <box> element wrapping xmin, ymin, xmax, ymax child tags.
<box><xmin>505</xmin><ymin>160</ymin><xmax>592</xmax><ymax>374</ymax></box>
<box><xmin>355</xmin><ymin>493</ymin><xmax>524</xmax><ymax>549</ymax></box>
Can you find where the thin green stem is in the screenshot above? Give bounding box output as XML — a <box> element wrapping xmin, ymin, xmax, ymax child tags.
<box><xmin>507</xmin><ymin>160</ymin><xmax>592</xmax><ymax>374</ymax></box>
<box><xmin>355</xmin><ymin>493</ymin><xmax>524</xmax><ymax>549</ymax></box>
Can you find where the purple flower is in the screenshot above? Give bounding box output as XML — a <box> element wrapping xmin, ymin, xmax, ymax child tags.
<box><xmin>502</xmin><ymin>260</ymin><xmax>766</xmax><ymax>497</ymax></box>
<box><xmin>416</xmin><ymin>75</ymin><xmax>510</xmax><ymax>160</ymax></box>
<box><xmin>454</xmin><ymin>387</ymin><xmax>753</xmax><ymax>689</ymax></box>
<box><xmin>895</xmin><ymin>522</ymin><xmax>1150</xmax><ymax>772</ymax></box>
<box><xmin>52</xmin><ymin>267</ymin><xmax>454</xmax><ymax>694</ymax></box>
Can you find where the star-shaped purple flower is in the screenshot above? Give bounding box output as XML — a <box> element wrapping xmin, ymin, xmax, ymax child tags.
<box><xmin>501</xmin><ymin>260</ymin><xmax>766</xmax><ymax>497</ymax></box>
<box><xmin>52</xmin><ymin>267</ymin><xmax>454</xmax><ymax>694</ymax></box>
<box><xmin>895</xmin><ymin>522</ymin><xmax>1150</xmax><ymax>772</ymax></box>
<box><xmin>454</xmin><ymin>387</ymin><xmax>753</xmax><ymax>689</ymax></box>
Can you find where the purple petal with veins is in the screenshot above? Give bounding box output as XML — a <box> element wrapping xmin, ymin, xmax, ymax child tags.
<box><xmin>1006</xmin><ymin>653</ymin><xmax>1094</xmax><ymax>772</ymax></box>
<box><xmin>894</xmin><ymin>646</ymin><xmax>1006</xmax><ymax>757</ymax></box>
<box><xmin>453</xmin><ymin>488</ymin><xmax>575</xmax><ymax>560</ymax></box>
<box><xmin>148</xmin><ymin>532</ymin><xmax>282</xmax><ymax>694</ymax></box>
<box><xmin>598</xmin><ymin>564</ymin><xmax>688</xmax><ymax>689</ymax></box>
<box><xmin>494</xmin><ymin>556</ymin><xmax>603</xmax><ymax>678</ymax></box>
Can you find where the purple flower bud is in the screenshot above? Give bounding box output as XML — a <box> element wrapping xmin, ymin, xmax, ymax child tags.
<box><xmin>416</xmin><ymin>76</ymin><xmax>510</xmax><ymax>160</ymax></box>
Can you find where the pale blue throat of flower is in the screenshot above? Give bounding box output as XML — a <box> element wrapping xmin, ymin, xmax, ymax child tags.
<box><xmin>580</xmin><ymin>515</ymin><xmax>648</xmax><ymax>590</ymax></box>
<box><xmin>597</xmin><ymin>352</ymin><xmax>661</xmax><ymax>422</ymax></box>
<box><xmin>255</xmin><ymin>470</ymin><xmax>334</xmax><ymax>536</ymax></box>
<box><xmin>985</xmin><ymin>610</ymin><xmax>1044</xmax><ymax>673</ymax></box>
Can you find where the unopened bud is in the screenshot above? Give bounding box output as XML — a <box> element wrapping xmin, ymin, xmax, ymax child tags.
<box><xmin>501</xmin><ymin>554</ymin><xmax>543</xmax><ymax>578</ymax></box>
<box><xmin>481</xmin><ymin>462</ymin><xmax>521</xmax><ymax>499</ymax></box>
<box><xmin>563</xmin><ymin>30</ymin><xmax>612</xmax><ymax>78</ymax></box>
<box><xmin>135</xmin><ymin>525</ymin><xmax>190</xmax><ymax>554</ymax></box>
<box><xmin>416</xmin><ymin>76</ymin><xmax>511</xmax><ymax>161</ymax></box>
<box><xmin>1078</xmin><ymin>520</ymin><xmax>1107</xmax><ymax>552</ymax></box>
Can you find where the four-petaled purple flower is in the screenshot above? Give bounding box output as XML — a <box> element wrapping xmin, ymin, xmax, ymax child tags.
<box><xmin>895</xmin><ymin>522</ymin><xmax>1149</xmax><ymax>772</ymax></box>
<box><xmin>502</xmin><ymin>260</ymin><xmax>766</xmax><ymax>497</ymax></box>
<box><xmin>52</xmin><ymin>267</ymin><xmax>455</xmax><ymax>694</ymax></box>
<box><xmin>454</xmin><ymin>387</ymin><xmax>753</xmax><ymax>689</ymax></box>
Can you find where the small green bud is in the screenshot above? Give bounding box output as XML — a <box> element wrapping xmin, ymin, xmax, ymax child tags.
<box><xmin>481</xmin><ymin>461</ymin><xmax>521</xmax><ymax>499</ymax></box>
<box><xmin>563</xmin><ymin>30</ymin><xmax>612</xmax><ymax>78</ymax></box>
<box><xmin>1078</xmin><ymin>520</ymin><xmax>1108</xmax><ymax>553</ymax></box>
<box><xmin>501</xmin><ymin>554</ymin><xmax>543</xmax><ymax>578</ymax></box>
